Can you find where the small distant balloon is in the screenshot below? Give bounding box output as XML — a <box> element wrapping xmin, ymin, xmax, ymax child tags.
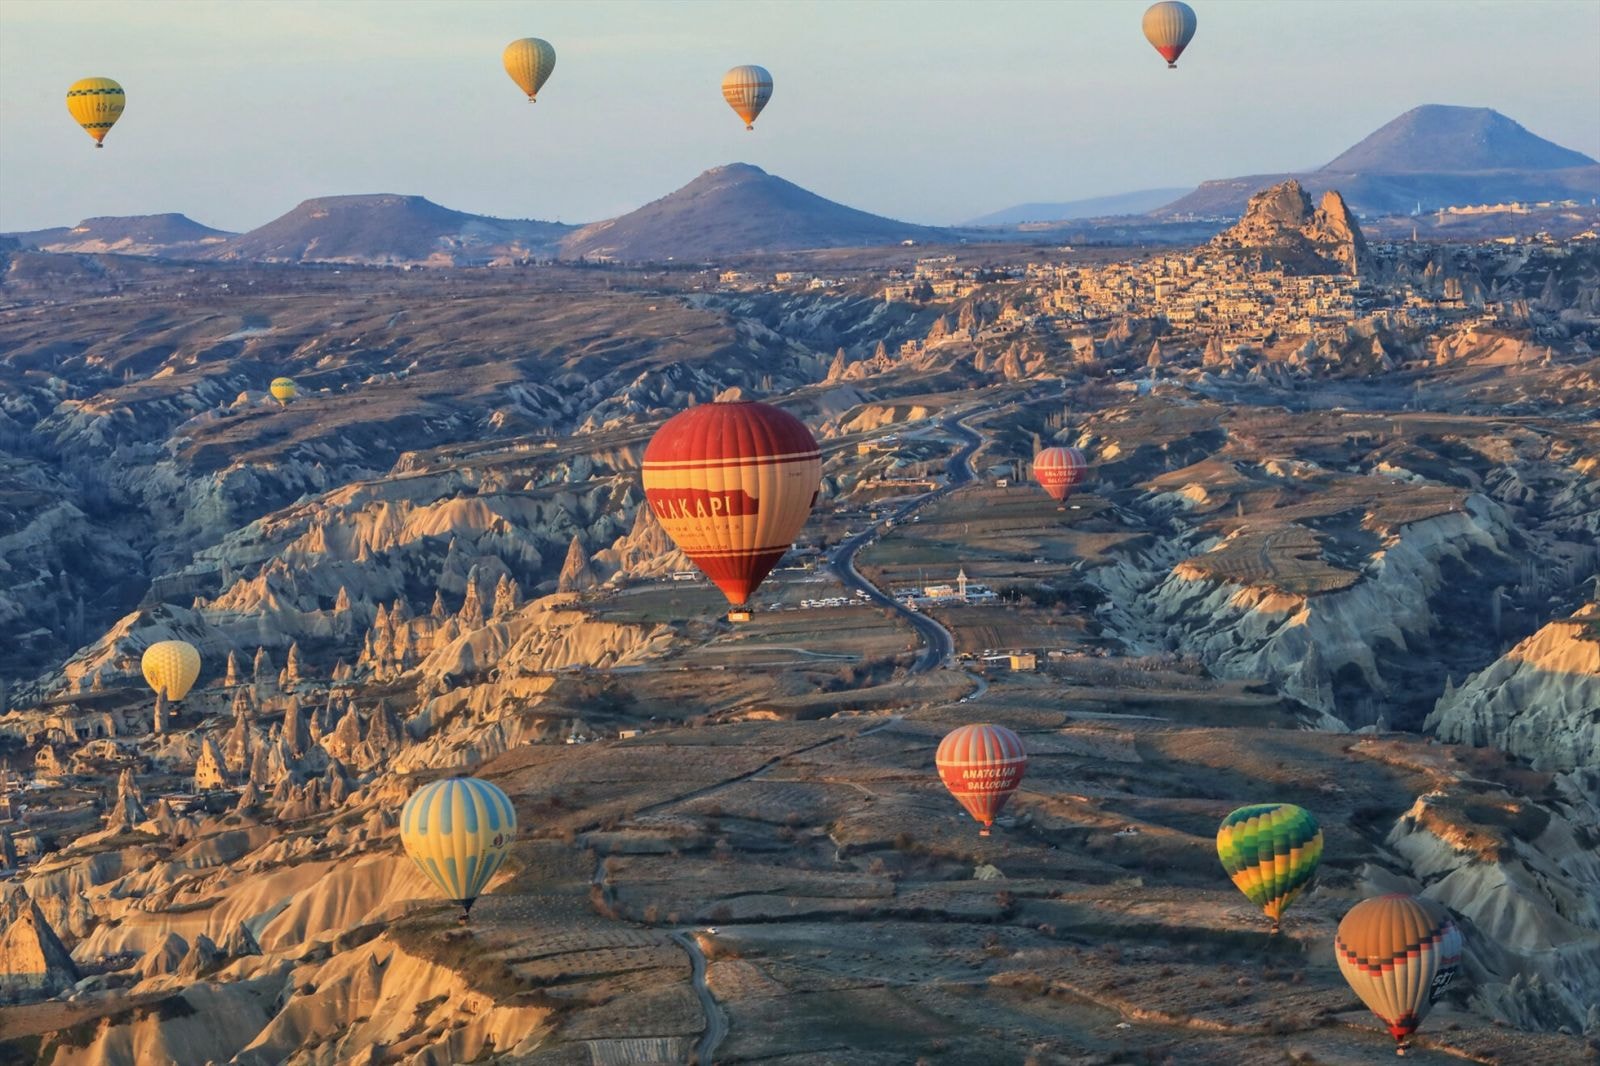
<box><xmin>270</xmin><ymin>377</ymin><xmax>297</xmax><ymax>406</ymax></box>
<box><xmin>936</xmin><ymin>724</ymin><xmax>1028</xmax><ymax>835</ymax></box>
<box><xmin>1033</xmin><ymin>447</ymin><xmax>1087</xmax><ymax>508</ymax></box>
<box><xmin>721</xmin><ymin>65</ymin><xmax>773</xmax><ymax>130</ymax></box>
<box><xmin>141</xmin><ymin>640</ymin><xmax>201</xmax><ymax>701</ymax></box>
<box><xmin>504</xmin><ymin>38</ymin><xmax>556</xmax><ymax>102</ymax></box>
<box><xmin>401</xmin><ymin>776</ymin><xmax>518</xmax><ymax>922</ymax></box>
<box><xmin>66</xmin><ymin>77</ymin><xmax>125</xmax><ymax>147</ymax></box>
<box><xmin>1143</xmin><ymin>2</ymin><xmax>1197</xmax><ymax>69</ymax></box>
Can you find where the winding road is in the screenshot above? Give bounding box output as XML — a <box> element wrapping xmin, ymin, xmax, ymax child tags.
<box><xmin>828</xmin><ymin>409</ymin><xmax>986</xmax><ymax>674</ymax></box>
<box><xmin>670</xmin><ymin>931</ymin><xmax>728</xmax><ymax>1065</ymax></box>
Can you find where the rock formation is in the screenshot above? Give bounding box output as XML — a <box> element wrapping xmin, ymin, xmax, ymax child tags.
<box><xmin>1426</xmin><ymin>605</ymin><xmax>1600</xmax><ymax>771</ymax></box>
<box><xmin>0</xmin><ymin>885</ymin><xmax>80</xmax><ymax>1000</ymax></box>
<box><xmin>1208</xmin><ymin>180</ymin><xmax>1365</xmax><ymax>274</ymax></box>
<box><xmin>558</xmin><ymin>534</ymin><xmax>599</xmax><ymax>593</ymax></box>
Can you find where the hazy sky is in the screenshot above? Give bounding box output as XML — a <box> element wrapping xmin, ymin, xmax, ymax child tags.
<box><xmin>2</xmin><ymin>0</ymin><xmax>1597</xmax><ymax>232</ymax></box>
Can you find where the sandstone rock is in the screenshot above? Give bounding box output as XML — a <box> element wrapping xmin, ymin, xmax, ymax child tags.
<box><xmin>558</xmin><ymin>534</ymin><xmax>598</xmax><ymax>593</ymax></box>
<box><xmin>1425</xmin><ymin>604</ymin><xmax>1600</xmax><ymax>771</ymax></box>
<box><xmin>0</xmin><ymin>884</ymin><xmax>80</xmax><ymax>1000</ymax></box>
<box><xmin>1208</xmin><ymin>179</ymin><xmax>1365</xmax><ymax>275</ymax></box>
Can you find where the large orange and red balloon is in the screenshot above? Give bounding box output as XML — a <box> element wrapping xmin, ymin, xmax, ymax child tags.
<box><xmin>936</xmin><ymin>724</ymin><xmax>1028</xmax><ymax>835</ymax></box>
<box><xmin>1033</xmin><ymin>446</ymin><xmax>1087</xmax><ymax>506</ymax></box>
<box><xmin>1335</xmin><ymin>894</ymin><xmax>1462</xmax><ymax>1054</ymax></box>
<box><xmin>1143</xmin><ymin>2</ymin><xmax>1198</xmax><ymax>69</ymax></box>
<box><xmin>642</xmin><ymin>401</ymin><xmax>821</xmax><ymax>608</ymax></box>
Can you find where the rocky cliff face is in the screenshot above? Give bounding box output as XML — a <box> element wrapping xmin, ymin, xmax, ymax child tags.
<box><xmin>1207</xmin><ymin>180</ymin><xmax>1365</xmax><ymax>274</ymax></box>
<box><xmin>0</xmin><ymin>885</ymin><xmax>80</xmax><ymax>1000</ymax></box>
<box><xmin>1378</xmin><ymin>763</ymin><xmax>1600</xmax><ymax>1035</ymax></box>
<box><xmin>1426</xmin><ymin>606</ymin><xmax>1600</xmax><ymax>771</ymax></box>
<box><xmin>1091</xmin><ymin>495</ymin><xmax>1516</xmax><ymax>730</ymax></box>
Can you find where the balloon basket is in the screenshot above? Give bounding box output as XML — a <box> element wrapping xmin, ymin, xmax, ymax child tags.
<box><xmin>727</xmin><ymin>608</ymin><xmax>754</xmax><ymax>623</ymax></box>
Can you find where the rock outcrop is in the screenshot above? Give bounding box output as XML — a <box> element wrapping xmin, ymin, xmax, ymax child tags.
<box><xmin>0</xmin><ymin>885</ymin><xmax>81</xmax><ymax>1000</ymax></box>
<box><xmin>1207</xmin><ymin>180</ymin><xmax>1365</xmax><ymax>274</ymax></box>
<box><xmin>1426</xmin><ymin>605</ymin><xmax>1600</xmax><ymax>771</ymax></box>
<box><xmin>557</xmin><ymin>534</ymin><xmax>599</xmax><ymax>593</ymax></box>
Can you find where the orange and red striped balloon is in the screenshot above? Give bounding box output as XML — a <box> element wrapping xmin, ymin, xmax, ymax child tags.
<box><xmin>936</xmin><ymin>724</ymin><xmax>1028</xmax><ymax>835</ymax></box>
<box><xmin>1335</xmin><ymin>894</ymin><xmax>1462</xmax><ymax>1052</ymax></box>
<box><xmin>1033</xmin><ymin>446</ymin><xmax>1087</xmax><ymax>505</ymax></box>
<box><xmin>642</xmin><ymin>401</ymin><xmax>821</xmax><ymax>608</ymax></box>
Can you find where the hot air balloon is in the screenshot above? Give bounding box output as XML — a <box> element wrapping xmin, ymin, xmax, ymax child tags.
<box><xmin>721</xmin><ymin>65</ymin><xmax>773</xmax><ymax>130</ymax></box>
<box><xmin>1033</xmin><ymin>447</ymin><xmax>1087</xmax><ymax>508</ymax></box>
<box><xmin>66</xmin><ymin>77</ymin><xmax>125</xmax><ymax>147</ymax></box>
<box><xmin>401</xmin><ymin>776</ymin><xmax>518</xmax><ymax>922</ymax></box>
<box><xmin>503</xmin><ymin>38</ymin><xmax>556</xmax><ymax>102</ymax></box>
<box><xmin>642</xmin><ymin>401</ymin><xmax>821</xmax><ymax>615</ymax></box>
<box><xmin>1336</xmin><ymin>894</ymin><xmax>1462</xmax><ymax>1055</ymax></box>
<box><xmin>936</xmin><ymin>724</ymin><xmax>1028</xmax><ymax>836</ymax></box>
<box><xmin>1142</xmin><ymin>1</ymin><xmax>1197</xmax><ymax>68</ymax></box>
<box><xmin>141</xmin><ymin>640</ymin><xmax>201</xmax><ymax>701</ymax></box>
<box><xmin>1216</xmin><ymin>803</ymin><xmax>1323</xmax><ymax>933</ymax></box>
<box><xmin>270</xmin><ymin>377</ymin><xmax>297</xmax><ymax>406</ymax></box>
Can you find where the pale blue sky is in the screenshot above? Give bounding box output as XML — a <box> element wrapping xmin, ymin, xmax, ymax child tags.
<box><xmin>1</xmin><ymin>0</ymin><xmax>1596</xmax><ymax>232</ymax></box>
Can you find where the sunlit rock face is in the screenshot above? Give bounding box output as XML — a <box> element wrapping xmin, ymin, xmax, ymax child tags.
<box><xmin>1426</xmin><ymin>605</ymin><xmax>1600</xmax><ymax>771</ymax></box>
<box><xmin>1381</xmin><ymin>769</ymin><xmax>1600</xmax><ymax>1034</ymax></box>
<box><xmin>1206</xmin><ymin>179</ymin><xmax>1366</xmax><ymax>275</ymax></box>
<box><xmin>0</xmin><ymin>885</ymin><xmax>81</xmax><ymax>1000</ymax></box>
<box><xmin>1092</xmin><ymin>496</ymin><xmax>1516</xmax><ymax>730</ymax></box>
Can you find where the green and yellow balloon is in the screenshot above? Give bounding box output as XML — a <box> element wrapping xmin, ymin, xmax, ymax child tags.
<box><xmin>401</xmin><ymin>776</ymin><xmax>517</xmax><ymax>922</ymax></box>
<box><xmin>1217</xmin><ymin>803</ymin><xmax>1322</xmax><ymax>933</ymax></box>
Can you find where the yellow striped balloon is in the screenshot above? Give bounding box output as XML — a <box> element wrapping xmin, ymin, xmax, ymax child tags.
<box><xmin>503</xmin><ymin>38</ymin><xmax>556</xmax><ymax>102</ymax></box>
<box><xmin>141</xmin><ymin>640</ymin><xmax>201</xmax><ymax>701</ymax></box>
<box><xmin>721</xmin><ymin>65</ymin><xmax>773</xmax><ymax>130</ymax></box>
<box><xmin>66</xmin><ymin>77</ymin><xmax>125</xmax><ymax>147</ymax></box>
<box><xmin>400</xmin><ymin>777</ymin><xmax>517</xmax><ymax>919</ymax></box>
<box><xmin>269</xmin><ymin>377</ymin><xmax>297</xmax><ymax>406</ymax></box>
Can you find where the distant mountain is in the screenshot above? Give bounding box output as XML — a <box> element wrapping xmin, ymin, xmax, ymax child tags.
<box><xmin>965</xmin><ymin>188</ymin><xmax>1191</xmax><ymax>226</ymax></box>
<box><xmin>1322</xmin><ymin>105</ymin><xmax>1595</xmax><ymax>174</ymax></box>
<box><xmin>209</xmin><ymin>194</ymin><xmax>572</xmax><ymax>266</ymax></box>
<box><xmin>559</xmin><ymin>164</ymin><xmax>946</xmax><ymax>261</ymax></box>
<box><xmin>5</xmin><ymin>214</ymin><xmax>233</xmax><ymax>258</ymax></box>
<box><xmin>1156</xmin><ymin>106</ymin><xmax>1600</xmax><ymax>219</ymax></box>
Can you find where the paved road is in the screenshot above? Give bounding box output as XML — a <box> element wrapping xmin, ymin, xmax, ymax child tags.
<box><xmin>828</xmin><ymin>409</ymin><xmax>985</xmax><ymax>675</ymax></box>
<box><xmin>670</xmin><ymin>930</ymin><xmax>728</xmax><ymax>1065</ymax></box>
